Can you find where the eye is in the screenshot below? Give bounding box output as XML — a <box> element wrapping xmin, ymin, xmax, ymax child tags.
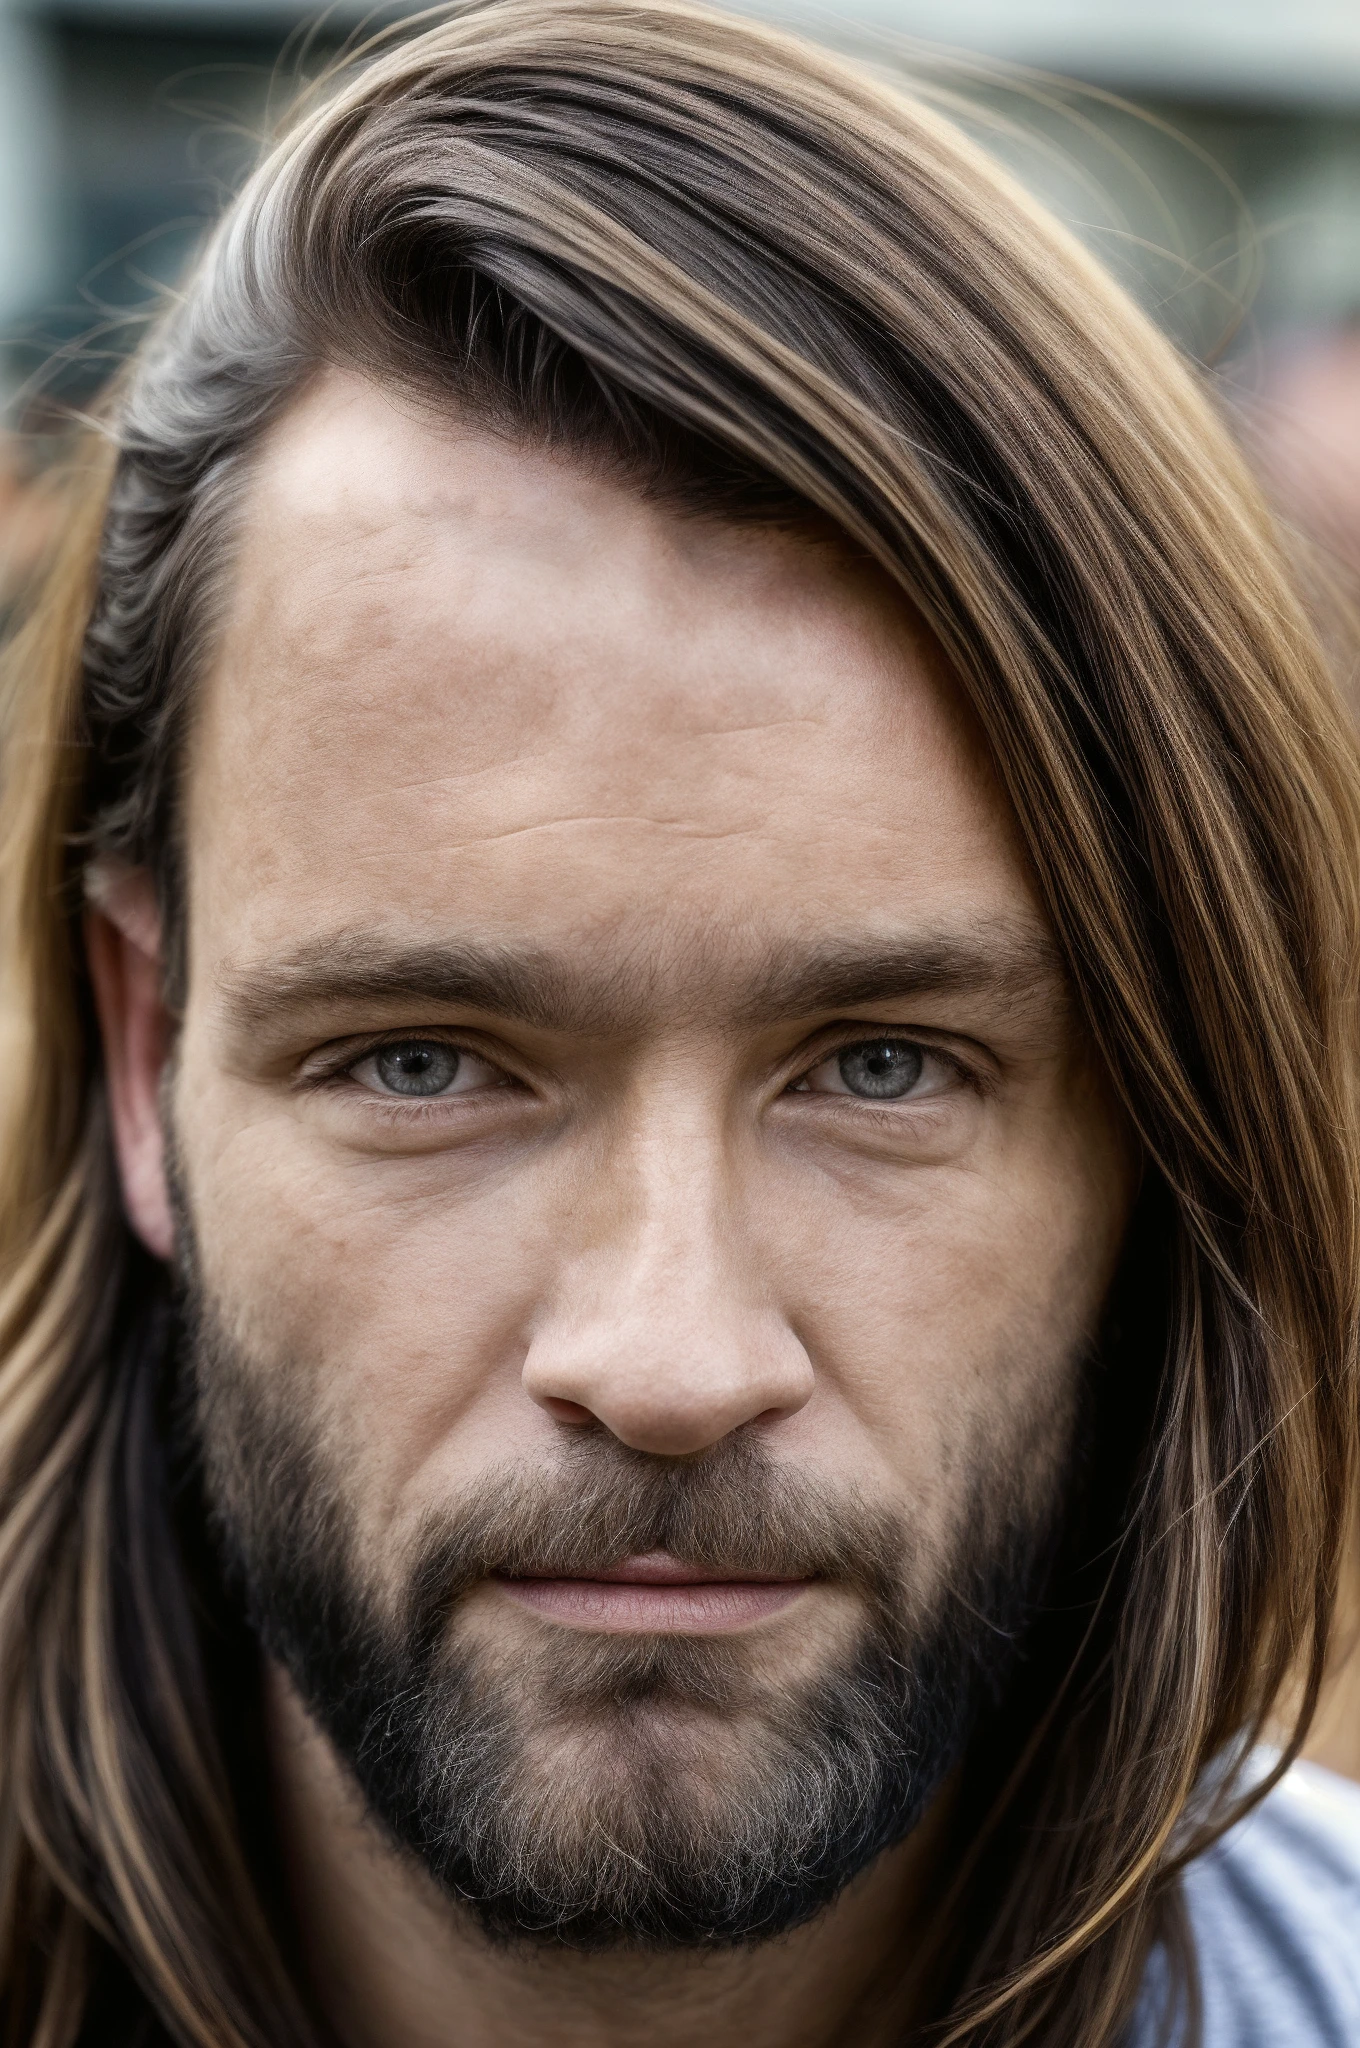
<box><xmin>349</xmin><ymin>1040</ymin><xmax>507</xmax><ymax>1099</ymax></box>
<box><xmin>795</xmin><ymin>1038</ymin><xmax>939</xmax><ymax>1102</ymax></box>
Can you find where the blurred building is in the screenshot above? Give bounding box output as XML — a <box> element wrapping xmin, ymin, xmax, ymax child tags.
<box><xmin>4</xmin><ymin>0</ymin><xmax>1360</xmax><ymax>364</ymax></box>
<box><xmin>4</xmin><ymin>0</ymin><xmax>1360</xmax><ymax>588</ymax></box>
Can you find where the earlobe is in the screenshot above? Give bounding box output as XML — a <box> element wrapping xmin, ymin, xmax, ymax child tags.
<box><xmin>84</xmin><ymin>861</ymin><xmax>176</xmax><ymax>1262</ymax></box>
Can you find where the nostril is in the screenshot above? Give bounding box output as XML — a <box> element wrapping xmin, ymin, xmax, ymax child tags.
<box><xmin>541</xmin><ymin>1396</ymin><xmax>595</xmax><ymax>1426</ymax></box>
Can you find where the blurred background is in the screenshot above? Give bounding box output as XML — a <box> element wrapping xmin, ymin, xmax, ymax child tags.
<box><xmin>3</xmin><ymin>0</ymin><xmax>1360</xmax><ymax>635</ymax></box>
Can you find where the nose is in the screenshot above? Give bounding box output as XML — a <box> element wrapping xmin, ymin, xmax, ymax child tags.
<box><xmin>522</xmin><ymin>1128</ymin><xmax>814</xmax><ymax>1457</ymax></box>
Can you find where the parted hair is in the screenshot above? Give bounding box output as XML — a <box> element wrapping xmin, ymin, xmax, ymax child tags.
<box><xmin>2</xmin><ymin>4</ymin><xmax>1359</xmax><ymax>2043</ymax></box>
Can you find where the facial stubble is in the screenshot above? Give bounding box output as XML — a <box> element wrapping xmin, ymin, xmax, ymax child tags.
<box><xmin>182</xmin><ymin>1252</ymin><xmax>1080</xmax><ymax>1952</ymax></box>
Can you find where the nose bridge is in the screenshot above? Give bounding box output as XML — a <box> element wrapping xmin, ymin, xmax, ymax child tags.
<box><xmin>522</xmin><ymin>1079</ymin><xmax>813</xmax><ymax>1455</ymax></box>
<box><xmin>612</xmin><ymin>1098</ymin><xmax>734</xmax><ymax>1306</ymax></box>
<box><xmin>571</xmin><ymin>1088</ymin><xmax>758</xmax><ymax>1360</ymax></box>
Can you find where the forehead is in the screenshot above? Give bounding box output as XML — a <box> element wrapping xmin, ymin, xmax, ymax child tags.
<box><xmin>186</xmin><ymin>370</ymin><xmax>1040</xmax><ymax>987</ymax></box>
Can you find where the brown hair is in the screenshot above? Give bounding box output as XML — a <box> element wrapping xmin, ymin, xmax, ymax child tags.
<box><xmin>2</xmin><ymin>3</ymin><xmax>1359</xmax><ymax>2041</ymax></box>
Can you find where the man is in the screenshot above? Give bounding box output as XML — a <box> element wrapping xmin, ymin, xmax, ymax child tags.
<box><xmin>0</xmin><ymin>3</ymin><xmax>1357</xmax><ymax>2043</ymax></box>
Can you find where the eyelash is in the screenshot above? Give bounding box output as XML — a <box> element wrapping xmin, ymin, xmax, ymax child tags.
<box><xmin>796</xmin><ymin>1036</ymin><xmax>986</xmax><ymax>1105</ymax></box>
<box><xmin>301</xmin><ymin>1033</ymin><xmax>506</xmax><ymax>1093</ymax></box>
<box><xmin>301</xmin><ymin>1028</ymin><xmax>988</xmax><ymax>1104</ymax></box>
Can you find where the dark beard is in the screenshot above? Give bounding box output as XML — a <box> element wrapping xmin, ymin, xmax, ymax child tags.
<box><xmin>185</xmin><ymin>1287</ymin><xmax>1074</xmax><ymax>1952</ymax></box>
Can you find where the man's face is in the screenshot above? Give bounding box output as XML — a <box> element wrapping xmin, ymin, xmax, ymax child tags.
<box><xmin>122</xmin><ymin>370</ymin><xmax>1133</xmax><ymax>1941</ymax></box>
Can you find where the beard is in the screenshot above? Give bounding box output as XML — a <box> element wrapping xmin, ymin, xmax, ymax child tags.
<box><xmin>184</xmin><ymin>1277</ymin><xmax>1077</xmax><ymax>1953</ymax></box>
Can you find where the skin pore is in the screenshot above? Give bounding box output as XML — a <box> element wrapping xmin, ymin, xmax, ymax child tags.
<box><xmin>88</xmin><ymin>370</ymin><xmax>1135</xmax><ymax>2048</ymax></box>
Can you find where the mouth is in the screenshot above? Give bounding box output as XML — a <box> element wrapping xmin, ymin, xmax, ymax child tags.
<box><xmin>492</xmin><ymin>1550</ymin><xmax>814</xmax><ymax>1633</ymax></box>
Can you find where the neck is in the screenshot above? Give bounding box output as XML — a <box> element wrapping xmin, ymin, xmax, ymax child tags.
<box><xmin>265</xmin><ymin>1666</ymin><xmax>950</xmax><ymax>2048</ymax></box>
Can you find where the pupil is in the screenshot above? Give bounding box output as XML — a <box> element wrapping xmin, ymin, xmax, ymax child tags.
<box><xmin>375</xmin><ymin>1042</ymin><xmax>460</xmax><ymax>1097</ymax></box>
<box><xmin>837</xmin><ymin>1039</ymin><xmax>922</xmax><ymax>1100</ymax></box>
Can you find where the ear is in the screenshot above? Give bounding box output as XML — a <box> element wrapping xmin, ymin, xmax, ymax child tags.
<box><xmin>84</xmin><ymin>861</ymin><xmax>176</xmax><ymax>1261</ymax></box>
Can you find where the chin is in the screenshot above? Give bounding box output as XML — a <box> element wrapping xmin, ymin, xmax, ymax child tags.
<box><xmin>325</xmin><ymin>1629</ymin><xmax>950</xmax><ymax>1952</ymax></box>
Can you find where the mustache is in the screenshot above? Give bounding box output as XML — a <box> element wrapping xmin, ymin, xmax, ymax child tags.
<box><xmin>397</xmin><ymin>1431</ymin><xmax>910</xmax><ymax>1626</ymax></box>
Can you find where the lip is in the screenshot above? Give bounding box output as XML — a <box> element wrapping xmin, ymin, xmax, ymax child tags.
<box><xmin>493</xmin><ymin>1549</ymin><xmax>812</xmax><ymax>1634</ymax></box>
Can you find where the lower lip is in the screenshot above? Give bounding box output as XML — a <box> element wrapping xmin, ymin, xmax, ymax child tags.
<box><xmin>494</xmin><ymin>1577</ymin><xmax>809</xmax><ymax>1634</ymax></box>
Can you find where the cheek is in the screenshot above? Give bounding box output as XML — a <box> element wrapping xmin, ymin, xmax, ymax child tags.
<box><xmin>760</xmin><ymin>1138</ymin><xmax>1125</xmax><ymax>1525</ymax></box>
<box><xmin>176</xmin><ymin>1080</ymin><xmax>566</xmax><ymax>1519</ymax></box>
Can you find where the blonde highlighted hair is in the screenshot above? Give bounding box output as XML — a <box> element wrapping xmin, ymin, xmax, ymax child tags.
<box><xmin>2</xmin><ymin>3</ymin><xmax>1359</xmax><ymax>2042</ymax></box>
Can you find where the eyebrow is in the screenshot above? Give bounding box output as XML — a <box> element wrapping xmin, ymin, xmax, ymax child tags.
<box><xmin>217</xmin><ymin>919</ymin><xmax>1065</xmax><ymax>1043</ymax></box>
<box><xmin>213</xmin><ymin>917</ymin><xmax>1065</xmax><ymax>1040</ymax></box>
<box><xmin>739</xmin><ymin>927</ymin><xmax>1064</xmax><ymax>1023</ymax></box>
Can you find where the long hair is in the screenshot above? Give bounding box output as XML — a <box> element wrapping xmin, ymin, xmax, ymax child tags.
<box><xmin>2</xmin><ymin>4</ymin><xmax>1359</xmax><ymax>2042</ymax></box>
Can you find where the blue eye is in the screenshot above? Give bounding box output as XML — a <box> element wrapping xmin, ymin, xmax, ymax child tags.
<box><xmin>347</xmin><ymin>1039</ymin><xmax>509</xmax><ymax>1102</ymax></box>
<box><xmin>835</xmin><ymin>1040</ymin><xmax>923</xmax><ymax>1099</ymax></box>
<box><xmin>372</xmin><ymin>1041</ymin><xmax>462</xmax><ymax>1097</ymax></box>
